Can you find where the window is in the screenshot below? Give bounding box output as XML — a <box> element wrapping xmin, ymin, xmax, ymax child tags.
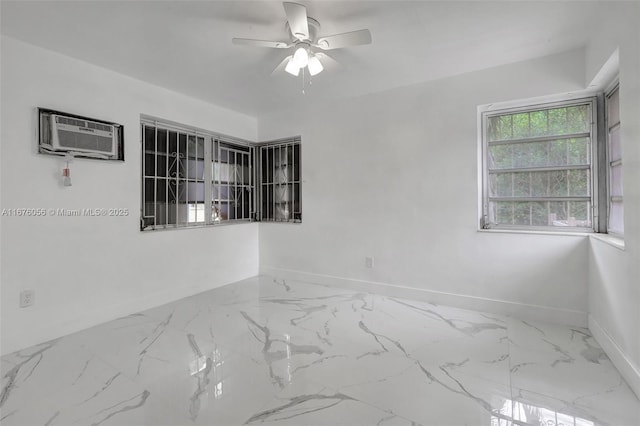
<box><xmin>141</xmin><ymin>123</ymin><xmax>209</xmax><ymax>229</ymax></box>
<box><xmin>258</xmin><ymin>141</ymin><xmax>302</xmax><ymax>222</ymax></box>
<box><xmin>213</xmin><ymin>141</ymin><xmax>254</xmax><ymax>223</ymax></box>
<box><xmin>605</xmin><ymin>84</ymin><xmax>623</xmax><ymax>235</ymax></box>
<box><xmin>481</xmin><ymin>99</ymin><xmax>596</xmax><ymax>231</ymax></box>
<box><xmin>141</xmin><ymin>118</ymin><xmax>301</xmax><ymax>231</ymax></box>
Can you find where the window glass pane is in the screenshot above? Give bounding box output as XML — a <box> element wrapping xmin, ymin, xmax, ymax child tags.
<box><xmin>156</xmin><ymin>129</ymin><xmax>167</xmax><ymax>152</ymax></box>
<box><xmin>567</xmin><ymin>137</ymin><xmax>590</xmax><ymax>164</ymax></box>
<box><xmin>607</xmin><ymin>88</ymin><xmax>619</xmax><ymax>124</ymax></box>
<box><xmin>185</xmin><ymin>158</ymin><xmax>204</xmax><ymax>180</ymax></box>
<box><xmin>487</xmin><ymin>144</ymin><xmax>512</xmax><ymax>169</ymax></box>
<box><xmin>144</xmin><ymin>126</ymin><xmax>156</xmax><ymax>151</ymax></box>
<box><xmin>176</xmin><ymin>181</ymin><xmax>204</xmax><ymax>203</ymax></box>
<box><xmin>168</xmin><ymin>131</ymin><xmax>178</xmax><ymax>175</ymax></box>
<box><xmin>566</xmin><ymin>105</ymin><xmax>590</xmax><ymax>133</ymax></box>
<box><xmin>609</xmin><ymin>126</ymin><xmax>621</xmax><ymax>162</ymax></box>
<box><xmin>609</xmin><ymin>201</ymin><xmax>624</xmax><ymax>234</ymax></box>
<box><xmin>548</xmin><ymin>107</ymin><xmax>568</xmax><ymax>135</ymax></box>
<box><xmin>610</xmin><ymin>164</ymin><xmax>623</xmax><ymax>197</ymax></box>
<box><xmin>178</xmin><ymin>133</ymin><xmax>187</xmax><ymax>159</ymax></box>
<box><xmin>529</xmin><ymin>110</ymin><xmax>549</xmax><ymax>136</ymax></box>
<box><xmin>491</xmin><ymin>200</ymin><xmax>591</xmax><ymax>227</ymax></box>
<box><xmin>156</xmin><ymin>129</ymin><xmax>167</xmax><ymax>177</ymax></box>
<box><xmin>568</xmin><ymin>169</ymin><xmax>590</xmax><ymax>196</ymax></box>
<box><xmin>188</xmin><ymin>204</ymin><xmax>205</xmax><ymax>223</ymax></box>
<box><xmin>569</xmin><ymin>201</ymin><xmax>590</xmax><ymax>223</ymax></box>
<box><xmin>487</xmin><ymin>115</ymin><xmax>513</xmax><ymax>141</ymax></box>
<box><xmin>241</xmin><ymin>154</ymin><xmax>250</xmax><ymax>185</ymax></box>
<box><xmin>512</xmin><ymin>112</ymin><xmax>530</xmax><ymax>139</ymax></box>
<box><xmin>490</xmin><ymin>169</ymin><xmax>590</xmax><ymax>197</ymax></box>
<box><xmin>293</xmin><ymin>144</ymin><xmax>301</xmax><ymax>182</ymax></box>
<box><xmin>143</xmin><ymin>178</ymin><xmax>154</xmax><ymax>216</ymax></box>
<box><xmin>488</xmin><ymin>104</ymin><xmax>590</xmax><ymax>142</ymax></box>
<box><xmin>144</xmin><ymin>153</ymin><xmax>155</xmax><ymax>176</ymax></box>
<box><xmin>489</xmin><ymin>138</ymin><xmax>589</xmax><ymax>169</ymax></box>
<box><xmin>184</xmin><ymin>135</ymin><xmax>204</xmax><ymax>180</ymax></box>
<box><xmin>155</xmin><ymin>179</ymin><xmax>167</xmax><ymax>203</ymax></box>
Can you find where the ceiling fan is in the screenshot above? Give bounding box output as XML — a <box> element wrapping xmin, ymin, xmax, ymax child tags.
<box><xmin>232</xmin><ymin>2</ymin><xmax>372</xmax><ymax>77</ymax></box>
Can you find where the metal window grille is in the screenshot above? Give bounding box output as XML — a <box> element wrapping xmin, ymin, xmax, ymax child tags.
<box><xmin>141</xmin><ymin>118</ymin><xmax>300</xmax><ymax>231</ymax></box>
<box><xmin>213</xmin><ymin>140</ymin><xmax>255</xmax><ymax>223</ymax></box>
<box><xmin>141</xmin><ymin>124</ymin><xmax>208</xmax><ymax>229</ymax></box>
<box><xmin>481</xmin><ymin>98</ymin><xmax>597</xmax><ymax>231</ymax></box>
<box><xmin>258</xmin><ymin>139</ymin><xmax>302</xmax><ymax>223</ymax></box>
<box><xmin>605</xmin><ymin>84</ymin><xmax>623</xmax><ymax>235</ymax></box>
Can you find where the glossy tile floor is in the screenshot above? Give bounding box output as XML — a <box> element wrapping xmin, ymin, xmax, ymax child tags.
<box><xmin>2</xmin><ymin>276</ymin><xmax>639</xmax><ymax>426</ymax></box>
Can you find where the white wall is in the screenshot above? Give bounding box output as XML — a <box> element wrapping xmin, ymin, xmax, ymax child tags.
<box><xmin>0</xmin><ymin>37</ymin><xmax>259</xmax><ymax>355</ymax></box>
<box><xmin>585</xmin><ymin>4</ymin><xmax>640</xmax><ymax>398</ymax></box>
<box><xmin>258</xmin><ymin>48</ymin><xmax>590</xmax><ymax>326</ymax></box>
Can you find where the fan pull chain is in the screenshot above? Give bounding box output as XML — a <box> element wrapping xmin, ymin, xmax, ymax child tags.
<box><xmin>302</xmin><ymin>67</ymin><xmax>306</xmax><ymax>94</ymax></box>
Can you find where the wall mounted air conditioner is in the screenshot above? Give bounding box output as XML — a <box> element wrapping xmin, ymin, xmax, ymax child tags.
<box><xmin>49</xmin><ymin>114</ymin><xmax>117</xmax><ymax>157</ymax></box>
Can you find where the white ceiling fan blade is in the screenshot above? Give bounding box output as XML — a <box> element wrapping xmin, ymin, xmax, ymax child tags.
<box><xmin>316</xmin><ymin>29</ymin><xmax>372</xmax><ymax>50</ymax></box>
<box><xmin>315</xmin><ymin>52</ymin><xmax>341</xmax><ymax>71</ymax></box>
<box><xmin>232</xmin><ymin>38</ymin><xmax>290</xmax><ymax>49</ymax></box>
<box><xmin>283</xmin><ymin>2</ymin><xmax>309</xmax><ymax>40</ymax></box>
<box><xmin>271</xmin><ymin>56</ymin><xmax>293</xmax><ymax>76</ymax></box>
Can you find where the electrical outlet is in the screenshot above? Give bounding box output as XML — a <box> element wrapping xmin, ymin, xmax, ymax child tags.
<box><xmin>20</xmin><ymin>290</ymin><xmax>34</xmax><ymax>308</ymax></box>
<box><xmin>365</xmin><ymin>257</ymin><xmax>374</xmax><ymax>268</ymax></box>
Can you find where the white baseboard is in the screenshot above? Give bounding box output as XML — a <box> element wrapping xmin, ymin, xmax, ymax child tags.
<box><xmin>260</xmin><ymin>266</ymin><xmax>588</xmax><ymax>327</ymax></box>
<box><xmin>588</xmin><ymin>315</ymin><xmax>640</xmax><ymax>400</ymax></box>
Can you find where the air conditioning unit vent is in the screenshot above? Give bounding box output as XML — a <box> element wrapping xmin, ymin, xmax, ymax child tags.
<box><xmin>49</xmin><ymin>114</ymin><xmax>117</xmax><ymax>157</ymax></box>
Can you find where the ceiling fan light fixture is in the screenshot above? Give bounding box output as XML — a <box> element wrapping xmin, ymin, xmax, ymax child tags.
<box><xmin>284</xmin><ymin>57</ymin><xmax>300</xmax><ymax>76</ymax></box>
<box><xmin>232</xmin><ymin>2</ymin><xmax>373</xmax><ymax>79</ymax></box>
<box><xmin>307</xmin><ymin>55</ymin><xmax>324</xmax><ymax>76</ymax></box>
<box><xmin>292</xmin><ymin>46</ymin><xmax>309</xmax><ymax>68</ymax></box>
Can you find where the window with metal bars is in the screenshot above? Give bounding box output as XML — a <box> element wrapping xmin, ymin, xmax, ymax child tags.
<box><xmin>141</xmin><ymin>118</ymin><xmax>300</xmax><ymax>231</ymax></box>
<box><xmin>481</xmin><ymin>98</ymin><xmax>597</xmax><ymax>231</ymax></box>
<box><xmin>258</xmin><ymin>141</ymin><xmax>302</xmax><ymax>222</ymax></box>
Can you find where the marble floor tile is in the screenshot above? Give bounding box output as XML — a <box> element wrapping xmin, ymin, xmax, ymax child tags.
<box><xmin>140</xmin><ymin>351</ymin><xmax>281</xmax><ymax>426</ymax></box>
<box><xmin>243</xmin><ymin>380</ymin><xmax>421</xmax><ymax>425</ymax></box>
<box><xmin>337</xmin><ymin>358</ymin><xmax>514</xmax><ymax>426</ymax></box>
<box><xmin>508</xmin><ymin>318</ymin><xmax>625</xmax><ymax>405</ymax></box>
<box><xmin>512</xmin><ymin>385</ymin><xmax>640</xmax><ymax>426</ymax></box>
<box><xmin>0</xmin><ymin>338</ymin><xmax>152</xmax><ymax>426</ymax></box>
<box><xmin>2</xmin><ymin>275</ymin><xmax>639</xmax><ymax>426</ymax></box>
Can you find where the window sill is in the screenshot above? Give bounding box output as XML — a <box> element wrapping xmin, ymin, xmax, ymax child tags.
<box><xmin>477</xmin><ymin>228</ymin><xmax>591</xmax><ymax>238</ymax></box>
<box><xmin>140</xmin><ymin>220</ymin><xmax>256</xmax><ymax>232</ymax></box>
<box><xmin>477</xmin><ymin>229</ymin><xmax>626</xmax><ymax>250</ymax></box>
<box><xmin>260</xmin><ymin>221</ymin><xmax>303</xmax><ymax>225</ymax></box>
<box><xmin>589</xmin><ymin>233</ymin><xmax>625</xmax><ymax>251</ymax></box>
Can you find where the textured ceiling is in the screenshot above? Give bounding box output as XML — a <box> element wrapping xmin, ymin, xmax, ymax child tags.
<box><xmin>1</xmin><ymin>1</ymin><xmax>605</xmax><ymax>117</ymax></box>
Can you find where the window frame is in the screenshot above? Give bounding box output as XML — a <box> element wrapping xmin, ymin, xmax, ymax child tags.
<box><xmin>257</xmin><ymin>139</ymin><xmax>302</xmax><ymax>223</ymax></box>
<box><xmin>140</xmin><ymin>116</ymin><xmax>301</xmax><ymax>231</ymax></box>
<box><xmin>604</xmin><ymin>80</ymin><xmax>623</xmax><ymax>237</ymax></box>
<box><xmin>480</xmin><ymin>96</ymin><xmax>599</xmax><ymax>233</ymax></box>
